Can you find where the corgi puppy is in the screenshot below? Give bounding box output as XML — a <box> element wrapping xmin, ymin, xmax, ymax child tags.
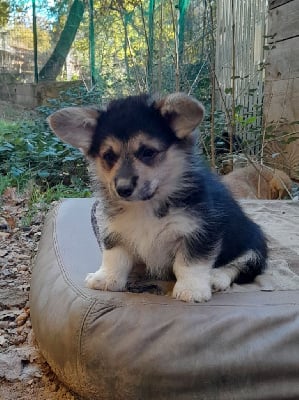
<box><xmin>48</xmin><ymin>93</ymin><xmax>268</xmax><ymax>302</ymax></box>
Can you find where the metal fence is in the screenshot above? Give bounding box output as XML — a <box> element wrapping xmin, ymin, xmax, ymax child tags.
<box><xmin>0</xmin><ymin>0</ymin><xmax>271</xmax><ymax>162</ymax></box>
<box><xmin>0</xmin><ymin>2</ymin><xmax>54</xmax><ymax>83</ymax></box>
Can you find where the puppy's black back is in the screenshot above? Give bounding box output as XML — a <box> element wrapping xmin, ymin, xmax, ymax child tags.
<box><xmin>171</xmin><ymin>160</ymin><xmax>268</xmax><ymax>282</ymax></box>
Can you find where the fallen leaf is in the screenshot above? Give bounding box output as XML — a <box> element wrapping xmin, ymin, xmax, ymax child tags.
<box><xmin>2</xmin><ymin>187</ymin><xmax>18</xmax><ymax>205</ymax></box>
<box><xmin>4</xmin><ymin>215</ymin><xmax>17</xmax><ymax>230</ymax></box>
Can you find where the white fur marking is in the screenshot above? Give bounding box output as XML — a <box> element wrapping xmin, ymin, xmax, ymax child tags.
<box><xmin>211</xmin><ymin>250</ymin><xmax>261</xmax><ymax>292</ymax></box>
<box><xmin>211</xmin><ymin>267</ymin><xmax>239</xmax><ymax>292</ymax></box>
<box><xmin>102</xmin><ymin>202</ymin><xmax>200</xmax><ymax>278</ymax></box>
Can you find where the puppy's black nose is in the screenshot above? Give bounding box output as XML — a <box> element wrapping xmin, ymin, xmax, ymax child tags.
<box><xmin>115</xmin><ymin>176</ymin><xmax>138</xmax><ymax>198</ymax></box>
<box><xmin>116</xmin><ymin>185</ymin><xmax>134</xmax><ymax>198</ymax></box>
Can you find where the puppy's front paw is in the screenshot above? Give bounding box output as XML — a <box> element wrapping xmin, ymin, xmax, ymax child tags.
<box><xmin>85</xmin><ymin>269</ymin><xmax>126</xmax><ymax>292</ymax></box>
<box><xmin>172</xmin><ymin>280</ymin><xmax>212</xmax><ymax>303</ymax></box>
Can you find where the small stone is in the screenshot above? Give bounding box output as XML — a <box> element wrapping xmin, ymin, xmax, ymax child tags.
<box><xmin>0</xmin><ymin>310</ymin><xmax>17</xmax><ymax>321</ymax></box>
<box><xmin>12</xmin><ymin>335</ymin><xmax>26</xmax><ymax>345</ymax></box>
<box><xmin>0</xmin><ymin>335</ymin><xmax>6</xmax><ymax>346</ymax></box>
<box><xmin>0</xmin><ymin>232</ymin><xmax>10</xmax><ymax>240</ymax></box>
<box><xmin>0</xmin><ymin>217</ymin><xmax>8</xmax><ymax>227</ymax></box>
<box><xmin>18</xmin><ymin>254</ymin><xmax>31</xmax><ymax>260</ymax></box>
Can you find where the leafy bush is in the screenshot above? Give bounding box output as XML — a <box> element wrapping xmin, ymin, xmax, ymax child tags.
<box><xmin>0</xmin><ymin>113</ymin><xmax>89</xmax><ymax>194</ymax></box>
<box><xmin>37</xmin><ymin>84</ymin><xmax>104</xmax><ymax>116</ymax></box>
<box><xmin>0</xmin><ymin>85</ymin><xmax>110</xmax><ymax>199</ymax></box>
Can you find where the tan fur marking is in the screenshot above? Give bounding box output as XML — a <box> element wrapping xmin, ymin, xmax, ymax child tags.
<box><xmin>99</xmin><ymin>137</ymin><xmax>122</xmax><ymax>158</ymax></box>
<box><xmin>94</xmin><ymin>157</ymin><xmax>121</xmax><ymax>190</ymax></box>
<box><xmin>129</xmin><ymin>132</ymin><xmax>166</xmax><ymax>153</ymax></box>
<box><xmin>155</xmin><ymin>93</ymin><xmax>204</xmax><ymax>139</ymax></box>
<box><xmin>92</xmin><ymin>132</ymin><xmax>186</xmax><ymax>202</ymax></box>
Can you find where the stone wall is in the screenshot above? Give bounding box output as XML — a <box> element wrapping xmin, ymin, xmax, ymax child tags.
<box><xmin>0</xmin><ymin>80</ymin><xmax>82</xmax><ymax>108</ymax></box>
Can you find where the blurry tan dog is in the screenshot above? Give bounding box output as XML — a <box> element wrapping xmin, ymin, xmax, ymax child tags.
<box><xmin>222</xmin><ymin>165</ymin><xmax>292</xmax><ymax>200</ymax></box>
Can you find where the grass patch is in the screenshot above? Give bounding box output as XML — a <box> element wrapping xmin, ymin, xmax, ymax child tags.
<box><xmin>29</xmin><ymin>183</ymin><xmax>91</xmax><ymax>204</ymax></box>
<box><xmin>0</xmin><ymin>119</ymin><xmax>20</xmax><ymax>135</ymax></box>
<box><xmin>0</xmin><ymin>174</ymin><xmax>12</xmax><ymax>196</ymax></box>
<box><xmin>20</xmin><ymin>183</ymin><xmax>91</xmax><ymax>227</ymax></box>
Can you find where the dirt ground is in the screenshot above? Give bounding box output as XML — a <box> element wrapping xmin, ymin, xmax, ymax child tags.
<box><xmin>0</xmin><ymin>188</ymin><xmax>79</xmax><ymax>400</ymax></box>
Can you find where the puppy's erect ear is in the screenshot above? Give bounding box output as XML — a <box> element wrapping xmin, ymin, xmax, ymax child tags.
<box><xmin>47</xmin><ymin>107</ymin><xmax>100</xmax><ymax>154</ymax></box>
<box><xmin>155</xmin><ymin>93</ymin><xmax>204</xmax><ymax>139</ymax></box>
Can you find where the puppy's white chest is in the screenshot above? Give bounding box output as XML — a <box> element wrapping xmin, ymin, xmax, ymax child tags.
<box><xmin>108</xmin><ymin>203</ymin><xmax>197</xmax><ymax>275</ymax></box>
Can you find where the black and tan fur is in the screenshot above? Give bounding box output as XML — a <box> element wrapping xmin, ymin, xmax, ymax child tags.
<box><xmin>48</xmin><ymin>93</ymin><xmax>268</xmax><ymax>302</ymax></box>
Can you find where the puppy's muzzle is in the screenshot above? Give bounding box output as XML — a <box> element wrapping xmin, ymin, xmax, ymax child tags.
<box><xmin>115</xmin><ymin>176</ymin><xmax>138</xmax><ymax>198</ymax></box>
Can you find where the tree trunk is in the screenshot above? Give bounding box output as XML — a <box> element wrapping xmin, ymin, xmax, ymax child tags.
<box><xmin>147</xmin><ymin>0</ymin><xmax>155</xmax><ymax>92</ymax></box>
<box><xmin>178</xmin><ymin>0</ymin><xmax>190</xmax><ymax>89</ymax></box>
<box><xmin>39</xmin><ymin>0</ymin><xmax>85</xmax><ymax>81</ymax></box>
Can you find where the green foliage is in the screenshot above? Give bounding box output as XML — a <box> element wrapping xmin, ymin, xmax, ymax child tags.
<box><xmin>5</xmin><ymin>0</ymin><xmax>214</xmax><ymax>98</ymax></box>
<box><xmin>37</xmin><ymin>84</ymin><xmax>104</xmax><ymax>113</ymax></box>
<box><xmin>0</xmin><ymin>84</ymin><xmax>118</xmax><ymax>201</ymax></box>
<box><xmin>2</xmin><ymin>1</ymin><xmax>275</xmax><ymax>178</ymax></box>
<box><xmin>201</xmin><ymin>99</ymin><xmax>264</xmax><ymax>170</ymax></box>
<box><xmin>0</xmin><ymin>173</ymin><xmax>11</xmax><ymax>196</ymax></box>
<box><xmin>0</xmin><ymin>0</ymin><xmax>9</xmax><ymax>27</ymax></box>
<box><xmin>0</xmin><ymin>111</ymin><xmax>89</xmax><ymax>194</ymax></box>
<box><xmin>8</xmin><ymin>23</ymin><xmax>51</xmax><ymax>52</ymax></box>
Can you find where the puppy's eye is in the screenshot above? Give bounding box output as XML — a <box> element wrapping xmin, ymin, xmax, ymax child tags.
<box><xmin>137</xmin><ymin>146</ymin><xmax>158</xmax><ymax>163</ymax></box>
<box><xmin>102</xmin><ymin>150</ymin><xmax>118</xmax><ymax>166</ymax></box>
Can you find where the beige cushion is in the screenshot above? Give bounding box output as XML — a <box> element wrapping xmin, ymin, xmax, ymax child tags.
<box><xmin>30</xmin><ymin>198</ymin><xmax>299</xmax><ymax>400</ymax></box>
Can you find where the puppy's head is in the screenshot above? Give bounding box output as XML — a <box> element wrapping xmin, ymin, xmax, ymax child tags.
<box><xmin>48</xmin><ymin>93</ymin><xmax>204</xmax><ymax>202</ymax></box>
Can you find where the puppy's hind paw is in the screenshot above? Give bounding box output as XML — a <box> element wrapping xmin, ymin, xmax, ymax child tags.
<box><xmin>210</xmin><ymin>268</ymin><xmax>233</xmax><ymax>292</ymax></box>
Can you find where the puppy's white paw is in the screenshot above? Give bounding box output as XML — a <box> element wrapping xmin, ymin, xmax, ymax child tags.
<box><xmin>211</xmin><ymin>269</ymin><xmax>232</xmax><ymax>292</ymax></box>
<box><xmin>172</xmin><ymin>280</ymin><xmax>212</xmax><ymax>303</ymax></box>
<box><xmin>85</xmin><ymin>269</ymin><xmax>126</xmax><ymax>292</ymax></box>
